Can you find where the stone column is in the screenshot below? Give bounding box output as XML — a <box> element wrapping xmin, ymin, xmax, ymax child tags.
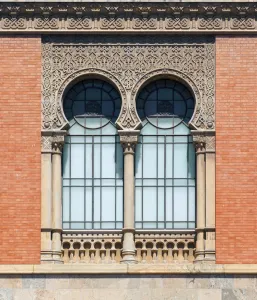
<box><xmin>118</xmin><ymin>130</ymin><xmax>140</xmax><ymax>264</ymax></box>
<box><xmin>51</xmin><ymin>132</ymin><xmax>65</xmax><ymax>263</ymax></box>
<box><xmin>204</xmin><ymin>132</ymin><xmax>216</xmax><ymax>262</ymax></box>
<box><xmin>192</xmin><ymin>132</ymin><xmax>206</xmax><ymax>262</ymax></box>
<box><xmin>41</xmin><ymin>132</ymin><xmax>53</xmax><ymax>263</ymax></box>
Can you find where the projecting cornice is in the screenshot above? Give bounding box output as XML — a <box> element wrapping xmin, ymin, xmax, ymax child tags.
<box><xmin>1</xmin><ymin>2</ymin><xmax>257</xmax><ymax>33</ymax></box>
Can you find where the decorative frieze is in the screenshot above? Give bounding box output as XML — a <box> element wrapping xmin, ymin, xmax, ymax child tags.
<box><xmin>0</xmin><ymin>3</ymin><xmax>257</xmax><ymax>32</ymax></box>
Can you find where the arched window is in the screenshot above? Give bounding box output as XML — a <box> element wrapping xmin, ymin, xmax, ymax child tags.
<box><xmin>135</xmin><ymin>79</ymin><xmax>195</xmax><ymax>229</ymax></box>
<box><xmin>62</xmin><ymin>79</ymin><xmax>123</xmax><ymax>230</ymax></box>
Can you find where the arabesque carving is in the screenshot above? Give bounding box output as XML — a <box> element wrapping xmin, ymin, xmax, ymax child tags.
<box><xmin>42</xmin><ymin>36</ymin><xmax>215</xmax><ymax>131</ymax></box>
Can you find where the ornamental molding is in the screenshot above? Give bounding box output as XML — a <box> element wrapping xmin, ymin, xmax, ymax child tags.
<box><xmin>42</xmin><ymin>36</ymin><xmax>215</xmax><ymax>131</ymax></box>
<box><xmin>2</xmin><ymin>3</ymin><xmax>257</xmax><ymax>33</ymax></box>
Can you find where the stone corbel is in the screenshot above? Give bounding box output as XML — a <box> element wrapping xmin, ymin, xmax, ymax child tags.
<box><xmin>118</xmin><ymin>130</ymin><xmax>140</xmax><ymax>263</ymax></box>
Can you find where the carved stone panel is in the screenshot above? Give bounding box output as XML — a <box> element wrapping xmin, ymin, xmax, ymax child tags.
<box><xmin>42</xmin><ymin>36</ymin><xmax>215</xmax><ymax>130</ymax></box>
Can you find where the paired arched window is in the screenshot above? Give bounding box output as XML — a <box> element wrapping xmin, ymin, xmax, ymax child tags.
<box><xmin>62</xmin><ymin>79</ymin><xmax>123</xmax><ymax>229</ymax></box>
<box><xmin>62</xmin><ymin>77</ymin><xmax>195</xmax><ymax>230</ymax></box>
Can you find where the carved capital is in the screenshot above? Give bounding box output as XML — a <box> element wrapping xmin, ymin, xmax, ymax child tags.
<box><xmin>191</xmin><ymin>130</ymin><xmax>215</xmax><ymax>153</ymax></box>
<box><xmin>52</xmin><ymin>131</ymin><xmax>66</xmax><ymax>154</ymax></box>
<box><xmin>118</xmin><ymin>130</ymin><xmax>140</xmax><ymax>154</ymax></box>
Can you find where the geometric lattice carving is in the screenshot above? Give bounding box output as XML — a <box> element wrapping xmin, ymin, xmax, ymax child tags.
<box><xmin>135</xmin><ymin>232</ymin><xmax>196</xmax><ymax>264</ymax></box>
<box><xmin>61</xmin><ymin>231</ymin><xmax>195</xmax><ymax>264</ymax></box>
<box><xmin>42</xmin><ymin>36</ymin><xmax>215</xmax><ymax>131</ymax></box>
<box><xmin>62</xmin><ymin>232</ymin><xmax>122</xmax><ymax>264</ymax></box>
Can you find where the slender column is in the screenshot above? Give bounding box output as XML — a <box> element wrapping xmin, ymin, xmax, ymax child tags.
<box><xmin>51</xmin><ymin>133</ymin><xmax>65</xmax><ymax>264</ymax></box>
<box><xmin>205</xmin><ymin>133</ymin><xmax>216</xmax><ymax>262</ymax></box>
<box><xmin>193</xmin><ymin>133</ymin><xmax>206</xmax><ymax>262</ymax></box>
<box><xmin>118</xmin><ymin>130</ymin><xmax>140</xmax><ymax>264</ymax></box>
<box><xmin>41</xmin><ymin>133</ymin><xmax>53</xmax><ymax>263</ymax></box>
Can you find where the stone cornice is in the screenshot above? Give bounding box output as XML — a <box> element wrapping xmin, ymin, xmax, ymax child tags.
<box><xmin>2</xmin><ymin>2</ymin><xmax>257</xmax><ymax>33</ymax></box>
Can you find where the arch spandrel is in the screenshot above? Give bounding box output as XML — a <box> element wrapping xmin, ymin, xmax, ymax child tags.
<box><xmin>42</xmin><ymin>36</ymin><xmax>215</xmax><ymax>131</ymax></box>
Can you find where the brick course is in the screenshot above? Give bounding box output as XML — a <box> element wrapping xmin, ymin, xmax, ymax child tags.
<box><xmin>0</xmin><ymin>36</ymin><xmax>41</xmax><ymax>264</ymax></box>
<box><xmin>216</xmin><ymin>36</ymin><xmax>257</xmax><ymax>263</ymax></box>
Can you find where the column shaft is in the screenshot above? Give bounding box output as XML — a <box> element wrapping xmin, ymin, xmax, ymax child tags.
<box><xmin>51</xmin><ymin>134</ymin><xmax>65</xmax><ymax>264</ymax></box>
<box><xmin>195</xmin><ymin>145</ymin><xmax>206</xmax><ymax>262</ymax></box>
<box><xmin>122</xmin><ymin>148</ymin><xmax>136</xmax><ymax>263</ymax></box>
<box><xmin>205</xmin><ymin>151</ymin><xmax>216</xmax><ymax>262</ymax></box>
<box><xmin>119</xmin><ymin>130</ymin><xmax>139</xmax><ymax>264</ymax></box>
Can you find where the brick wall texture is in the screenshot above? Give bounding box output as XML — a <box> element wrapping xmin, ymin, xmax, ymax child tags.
<box><xmin>0</xmin><ymin>36</ymin><xmax>41</xmax><ymax>264</ymax></box>
<box><xmin>216</xmin><ymin>36</ymin><xmax>257</xmax><ymax>263</ymax></box>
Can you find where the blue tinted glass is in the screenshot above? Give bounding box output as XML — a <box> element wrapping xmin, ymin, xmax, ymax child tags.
<box><xmin>63</xmin><ymin>79</ymin><xmax>121</xmax><ymax>125</ymax></box>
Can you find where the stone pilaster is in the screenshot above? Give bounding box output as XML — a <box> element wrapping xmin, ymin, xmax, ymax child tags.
<box><xmin>192</xmin><ymin>130</ymin><xmax>216</xmax><ymax>263</ymax></box>
<box><xmin>118</xmin><ymin>130</ymin><xmax>140</xmax><ymax>264</ymax></box>
<box><xmin>205</xmin><ymin>132</ymin><xmax>216</xmax><ymax>262</ymax></box>
<box><xmin>193</xmin><ymin>132</ymin><xmax>206</xmax><ymax>263</ymax></box>
<box><xmin>51</xmin><ymin>132</ymin><xmax>66</xmax><ymax>264</ymax></box>
<box><xmin>41</xmin><ymin>132</ymin><xmax>53</xmax><ymax>263</ymax></box>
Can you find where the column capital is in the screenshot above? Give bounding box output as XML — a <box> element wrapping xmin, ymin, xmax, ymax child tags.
<box><xmin>118</xmin><ymin>130</ymin><xmax>140</xmax><ymax>154</ymax></box>
<box><xmin>41</xmin><ymin>130</ymin><xmax>67</xmax><ymax>154</ymax></box>
<box><xmin>52</xmin><ymin>134</ymin><xmax>65</xmax><ymax>154</ymax></box>
<box><xmin>191</xmin><ymin>130</ymin><xmax>215</xmax><ymax>153</ymax></box>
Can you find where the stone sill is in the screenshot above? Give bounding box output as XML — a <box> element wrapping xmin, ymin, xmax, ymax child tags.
<box><xmin>0</xmin><ymin>264</ymin><xmax>257</xmax><ymax>275</ymax></box>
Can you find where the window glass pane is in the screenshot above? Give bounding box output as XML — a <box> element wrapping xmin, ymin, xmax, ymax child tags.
<box><xmin>85</xmin><ymin>187</ymin><xmax>92</xmax><ymax>222</ymax></box>
<box><xmin>158</xmin><ymin>187</ymin><xmax>165</xmax><ymax>221</ymax></box>
<box><xmin>102</xmin><ymin>187</ymin><xmax>115</xmax><ymax>221</ymax></box>
<box><xmin>135</xmin><ymin>187</ymin><xmax>142</xmax><ymax>222</ymax></box>
<box><xmin>143</xmin><ymin>187</ymin><xmax>156</xmax><ymax>222</ymax></box>
<box><xmin>63</xmin><ymin>143</ymin><xmax>70</xmax><ymax>179</ymax></box>
<box><xmin>174</xmin><ymin>143</ymin><xmax>187</xmax><ymax>178</ymax></box>
<box><xmin>85</xmin><ymin>144</ymin><xmax>92</xmax><ymax>178</ymax></box>
<box><xmin>93</xmin><ymin>187</ymin><xmax>100</xmax><ymax>222</ymax></box>
<box><xmin>71</xmin><ymin>144</ymin><xmax>84</xmax><ymax>178</ymax></box>
<box><xmin>63</xmin><ymin>187</ymin><xmax>70</xmax><ymax>222</ymax></box>
<box><xmin>93</xmin><ymin>143</ymin><xmax>101</xmax><ymax>178</ymax></box>
<box><xmin>166</xmin><ymin>144</ymin><xmax>173</xmax><ymax>178</ymax></box>
<box><xmin>71</xmin><ymin>187</ymin><xmax>84</xmax><ymax>221</ymax></box>
<box><xmin>116</xmin><ymin>187</ymin><xmax>123</xmax><ymax>221</ymax></box>
<box><xmin>189</xmin><ymin>186</ymin><xmax>196</xmax><ymax>222</ymax></box>
<box><xmin>174</xmin><ymin>187</ymin><xmax>187</xmax><ymax>221</ymax></box>
<box><xmin>143</xmin><ymin>144</ymin><xmax>156</xmax><ymax>178</ymax></box>
<box><xmin>166</xmin><ymin>187</ymin><xmax>173</xmax><ymax>222</ymax></box>
<box><xmin>157</xmin><ymin>143</ymin><xmax>164</xmax><ymax>178</ymax></box>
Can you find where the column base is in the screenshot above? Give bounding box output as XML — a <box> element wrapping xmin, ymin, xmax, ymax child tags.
<box><xmin>121</xmin><ymin>250</ymin><xmax>138</xmax><ymax>264</ymax></box>
<box><xmin>40</xmin><ymin>251</ymin><xmax>53</xmax><ymax>263</ymax></box>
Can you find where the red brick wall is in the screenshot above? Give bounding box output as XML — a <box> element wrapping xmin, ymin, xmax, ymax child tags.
<box><xmin>0</xmin><ymin>36</ymin><xmax>41</xmax><ymax>264</ymax></box>
<box><xmin>216</xmin><ymin>36</ymin><xmax>257</xmax><ymax>264</ymax></box>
